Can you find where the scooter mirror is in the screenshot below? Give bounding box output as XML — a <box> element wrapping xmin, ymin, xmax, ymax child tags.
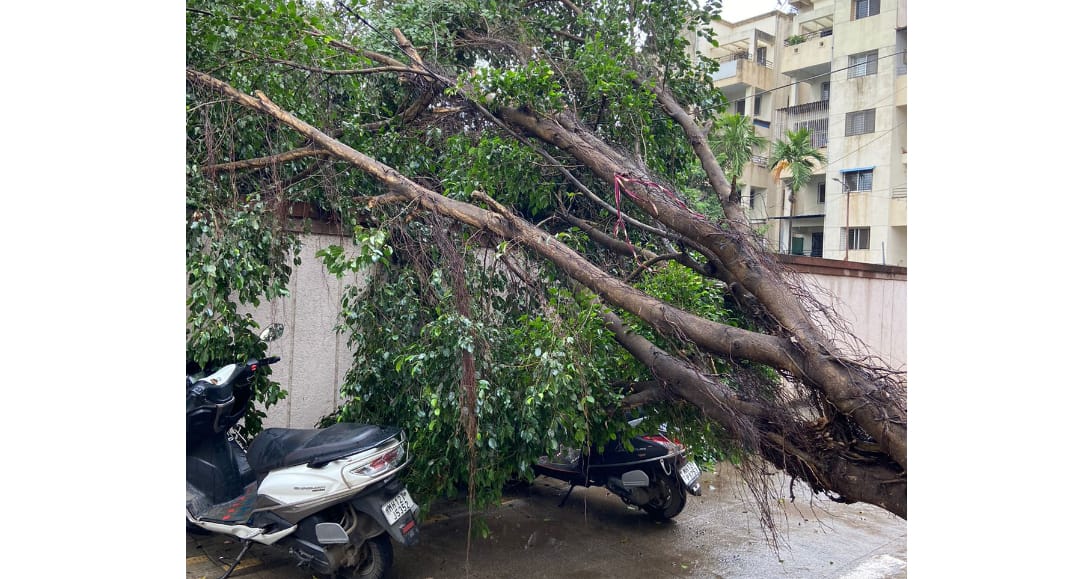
<box><xmin>259</xmin><ymin>323</ymin><xmax>285</xmax><ymax>343</ymax></box>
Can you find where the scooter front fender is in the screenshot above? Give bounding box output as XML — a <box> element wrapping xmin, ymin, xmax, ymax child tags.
<box><xmin>348</xmin><ymin>476</ymin><xmax>420</xmax><ymax>546</ymax></box>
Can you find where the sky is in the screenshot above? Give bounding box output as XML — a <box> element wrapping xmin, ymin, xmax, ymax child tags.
<box><xmin>719</xmin><ymin>0</ymin><xmax>793</xmax><ymax>22</ymax></box>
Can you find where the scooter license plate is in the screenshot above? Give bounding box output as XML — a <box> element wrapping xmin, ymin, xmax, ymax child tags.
<box><xmin>679</xmin><ymin>461</ymin><xmax>701</xmax><ymax>485</ymax></box>
<box><xmin>380</xmin><ymin>489</ymin><xmax>416</xmax><ymax>524</ymax></box>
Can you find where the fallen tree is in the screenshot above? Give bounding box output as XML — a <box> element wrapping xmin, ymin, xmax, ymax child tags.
<box><xmin>186</xmin><ymin>0</ymin><xmax>905</xmax><ymax>520</ymax></box>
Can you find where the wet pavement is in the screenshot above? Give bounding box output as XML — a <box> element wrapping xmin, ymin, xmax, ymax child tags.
<box><xmin>186</xmin><ymin>463</ymin><xmax>906</xmax><ymax>578</ymax></box>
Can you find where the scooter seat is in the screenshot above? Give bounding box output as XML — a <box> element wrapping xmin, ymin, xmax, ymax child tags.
<box><xmin>247</xmin><ymin>423</ymin><xmax>399</xmax><ymax>474</ymax></box>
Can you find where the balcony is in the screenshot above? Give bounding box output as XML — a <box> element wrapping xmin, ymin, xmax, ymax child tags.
<box><xmin>890</xmin><ymin>194</ymin><xmax>907</xmax><ymax>227</ymax></box>
<box><xmin>711</xmin><ymin>52</ymin><xmax>775</xmax><ymax>92</ymax></box>
<box><xmin>781</xmin><ymin>18</ymin><xmax>833</xmax><ymax>77</ymax></box>
<box><xmin>773</xmin><ymin>99</ymin><xmax>829</xmax><ymax>148</ymax></box>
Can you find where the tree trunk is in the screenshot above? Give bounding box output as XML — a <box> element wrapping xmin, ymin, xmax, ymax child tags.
<box><xmin>495</xmin><ymin>104</ymin><xmax>907</xmax><ymax>473</ymax></box>
<box><xmin>187</xmin><ymin>69</ymin><xmax>906</xmax><ymax>518</ymax></box>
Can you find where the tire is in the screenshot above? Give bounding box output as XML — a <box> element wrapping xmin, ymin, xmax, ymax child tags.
<box><xmin>339</xmin><ymin>532</ymin><xmax>393</xmax><ymax>579</ymax></box>
<box><xmin>643</xmin><ymin>473</ymin><xmax>687</xmax><ymax>521</ymax></box>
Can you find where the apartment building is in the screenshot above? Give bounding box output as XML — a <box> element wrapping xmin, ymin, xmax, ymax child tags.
<box><xmin>688</xmin><ymin>0</ymin><xmax>907</xmax><ymax>266</ymax></box>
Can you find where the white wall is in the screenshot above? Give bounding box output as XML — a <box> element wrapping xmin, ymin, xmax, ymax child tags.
<box><xmin>243</xmin><ymin>233</ymin><xmax>370</xmax><ymax>429</ymax></box>
<box><xmin>802</xmin><ymin>270</ymin><xmax>906</xmax><ymax>369</ymax></box>
<box><xmin>250</xmin><ymin>235</ymin><xmax>906</xmax><ymax>428</ymax></box>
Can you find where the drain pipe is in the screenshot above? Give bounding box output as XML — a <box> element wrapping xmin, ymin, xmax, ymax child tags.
<box><xmin>833</xmin><ymin>177</ymin><xmax>850</xmax><ymax>261</ymax></box>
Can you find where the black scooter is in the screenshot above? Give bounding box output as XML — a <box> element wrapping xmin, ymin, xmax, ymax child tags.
<box><xmin>186</xmin><ymin>324</ymin><xmax>420</xmax><ymax>579</ymax></box>
<box><xmin>532</xmin><ymin>419</ymin><xmax>702</xmax><ymax>521</ymax></box>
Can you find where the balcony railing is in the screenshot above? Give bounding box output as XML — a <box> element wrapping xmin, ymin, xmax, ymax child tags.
<box><xmin>776</xmin><ymin>100</ymin><xmax>829</xmax><ymax>116</ymax></box>
<box><xmin>715</xmin><ymin>50</ymin><xmax>773</xmax><ymax>69</ymax></box>
<box><xmin>783</xmin><ymin>28</ymin><xmax>833</xmax><ymax>46</ymax></box>
<box><xmin>774</xmin><ymin>99</ymin><xmax>830</xmax><ymax>148</ymax></box>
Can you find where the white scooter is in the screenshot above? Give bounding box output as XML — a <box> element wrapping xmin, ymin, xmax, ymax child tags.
<box><xmin>186</xmin><ymin>324</ymin><xmax>419</xmax><ymax>579</ymax></box>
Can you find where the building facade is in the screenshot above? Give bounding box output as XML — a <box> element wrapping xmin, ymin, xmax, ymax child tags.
<box><xmin>689</xmin><ymin>0</ymin><xmax>907</xmax><ymax>266</ymax></box>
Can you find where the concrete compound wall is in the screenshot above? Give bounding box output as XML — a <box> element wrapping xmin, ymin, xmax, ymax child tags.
<box><xmin>242</xmin><ymin>232</ymin><xmax>370</xmax><ymax>429</ymax></box>
<box><xmin>780</xmin><ymin>254</ymin><xmax>906</xmax><ymax>370</ymax></box>
<box><xmin>248</xmin><ymin>235</ymin><xmax>907</xmax><ymax>429</ymax></box>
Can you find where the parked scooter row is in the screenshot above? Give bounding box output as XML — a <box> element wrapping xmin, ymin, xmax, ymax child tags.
<box><xmin>187</xmin><ymin>324</ymin><xmax>702</xmax><ymax>578</ymax></box>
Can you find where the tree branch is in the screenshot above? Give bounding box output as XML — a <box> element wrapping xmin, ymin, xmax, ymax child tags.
<box><xmin>495</xmin><ymin>86</ymin><xmax>907</xmax><ymax>473</ymax></box>
<box><xmin>619</xmin><ymin>382</ymin><xmax>671</xmax><ymax>408</ymax></box>
<box><xmin>186</xmin><ymin>69</ymin><xmax>804</xmax><ymax>375</ymax></box>
<box><xmin>549</xmin><ymin>28</ymin><xmax>586</xmax><ymax>44</ymax></box>
<box><xmin>557</xmin><ymin>0</ymin><xmax>584</xmax><ymax>15</ymax></box>
<box><xmin>306</xmin><ymin>28</ymin><xmax>411</xmax><ymax>69</ymax></box>
<box><xmin>256</xmin><ymin>53</ymin><xmax>432</xmax><ymax>77</ymax></box>
<box><xmin>558</xmin><ymin>211</ymin><xmax>656</xmax><ymax>260</ymax></box>
<box><xmin>625</xmin><ymin>252</ymin><xmax>682</xmax><ymax>283</ymax></box>
<box><xmin>204</xmin><ymin>145</ymin><xmax>327</xmax><ymax>173</ymax></box>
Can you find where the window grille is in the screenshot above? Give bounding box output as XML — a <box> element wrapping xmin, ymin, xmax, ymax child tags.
<box><xmin>843</xmin><ymin>169</ymin><xmax>873</xmax><ymax>192</ymax></box>
<box><xmin>845</xmin><ymin>109</ymin><xmax>876</xmax><ymax>136</ymax></box>
<box><xmin>794</xmin><ymin>118</ymin><xmax>829</xmax><ymax>148</ymax></box>
<box><xmin>848</xmin><ymin>51</ymin><xmax>878</xmax><ymax>78</ymax></box>
<box><xmin>854</xmin><ymin>0</ymin><xmax>880</xmax><ymax>20</ymax></box>
<box><xmin>847</xmin><ymin>227</ymin><xmax>870</xmax><ymax>250</ymax></box>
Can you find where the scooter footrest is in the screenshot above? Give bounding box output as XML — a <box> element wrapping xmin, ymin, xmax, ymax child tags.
<box><xmin>197</xmin><ymin>481</ymin><xmax>259</xmax><ymax>524</ymax></box>
<box><xmin>186</xmin><ymin>482</ymin><xmax>213</xmax><ymax>518</ymax></box>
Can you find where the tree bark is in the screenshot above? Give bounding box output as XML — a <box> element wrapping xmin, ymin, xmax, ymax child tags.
<box><xmin>598</xmin><ymin>304</ymin><xmax>906</xmax><ymax>518</ymax></box>
<box><xmin>204</xmin><ymin>145</ymin><xmax>326</xmax><ymax>173</ymax></box>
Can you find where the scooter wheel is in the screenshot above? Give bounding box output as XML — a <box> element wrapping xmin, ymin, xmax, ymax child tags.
<box><xmin>338</xmin><ymin>532</ymin><xmax>393</xmax><ymax>579</ymax></box>
<box><xmin>643</xmin><ymin>474</ymin><xmax>687</xmax><ymax>521</ymax></box>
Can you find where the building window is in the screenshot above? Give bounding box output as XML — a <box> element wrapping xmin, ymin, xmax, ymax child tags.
<box><xmin>756</xmin><ymin>46</ymin><xmax>767</xmax><ymax>65</ymax></box>
<box><xmin>845</xmin><ymin>109</ymin><xmax>876</xmax><ymax>136</ymax></box>
<box><xmin>821</xmin><ymin>81</ymin><xmax>830</xmax><ymax>101</ymax></box>
<box><xmin>817</xmin><ymin>182</ymin><xmax>826</xmax><ymax>204</ymax></box>
<box><xmin>843</xmin><ymin>169</ymin><xmax>873</xmax><ymax>192</ymax></box>
<box><xmin>848</xmin><ymin>50</ymin><xmax>878</xmax><ymax>78</ymax></box>
<box><xmin>753</xmin><ymin>93</ymin><xmax>762</xmax><ymax>116</ymax></box>
<box><xmin>853</xmin><ymin>0</ymin><xmax>880</xmax><ymax>20</ymax></box>
<box><xmin>794</xmin><ymin>119</ymin><xmax>828</xmax><ymax>148</ymax></box>
<box><xmin>847</xmin><ymin>227</ymin><xmax>870</xmax><ymax>250</ymax></box>
<box><xmin>749</xmin><ymin>187</ymin><xmax>759</xmax><ymax>208</ymax></box>
<box><xmin>735</xmin><ymin>99</ymin><xmax>746</xmax><ymax>116</ymax></box>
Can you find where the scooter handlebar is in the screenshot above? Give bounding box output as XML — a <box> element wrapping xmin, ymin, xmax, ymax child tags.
<box><xmin>236</xmin><ymin>356</ymin><xmax>280</xmax><ymax>384</ymax></box>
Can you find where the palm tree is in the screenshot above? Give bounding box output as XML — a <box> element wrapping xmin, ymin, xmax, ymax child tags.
<box><xmin>713</xmin><ymin>113</ymin><xmax>766</xmax><ymax>203</ymax></box>
<box><xmin>768</xmin><ymin>128</ymin><xmax>826</xmax><ymax>254</ymax></box>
